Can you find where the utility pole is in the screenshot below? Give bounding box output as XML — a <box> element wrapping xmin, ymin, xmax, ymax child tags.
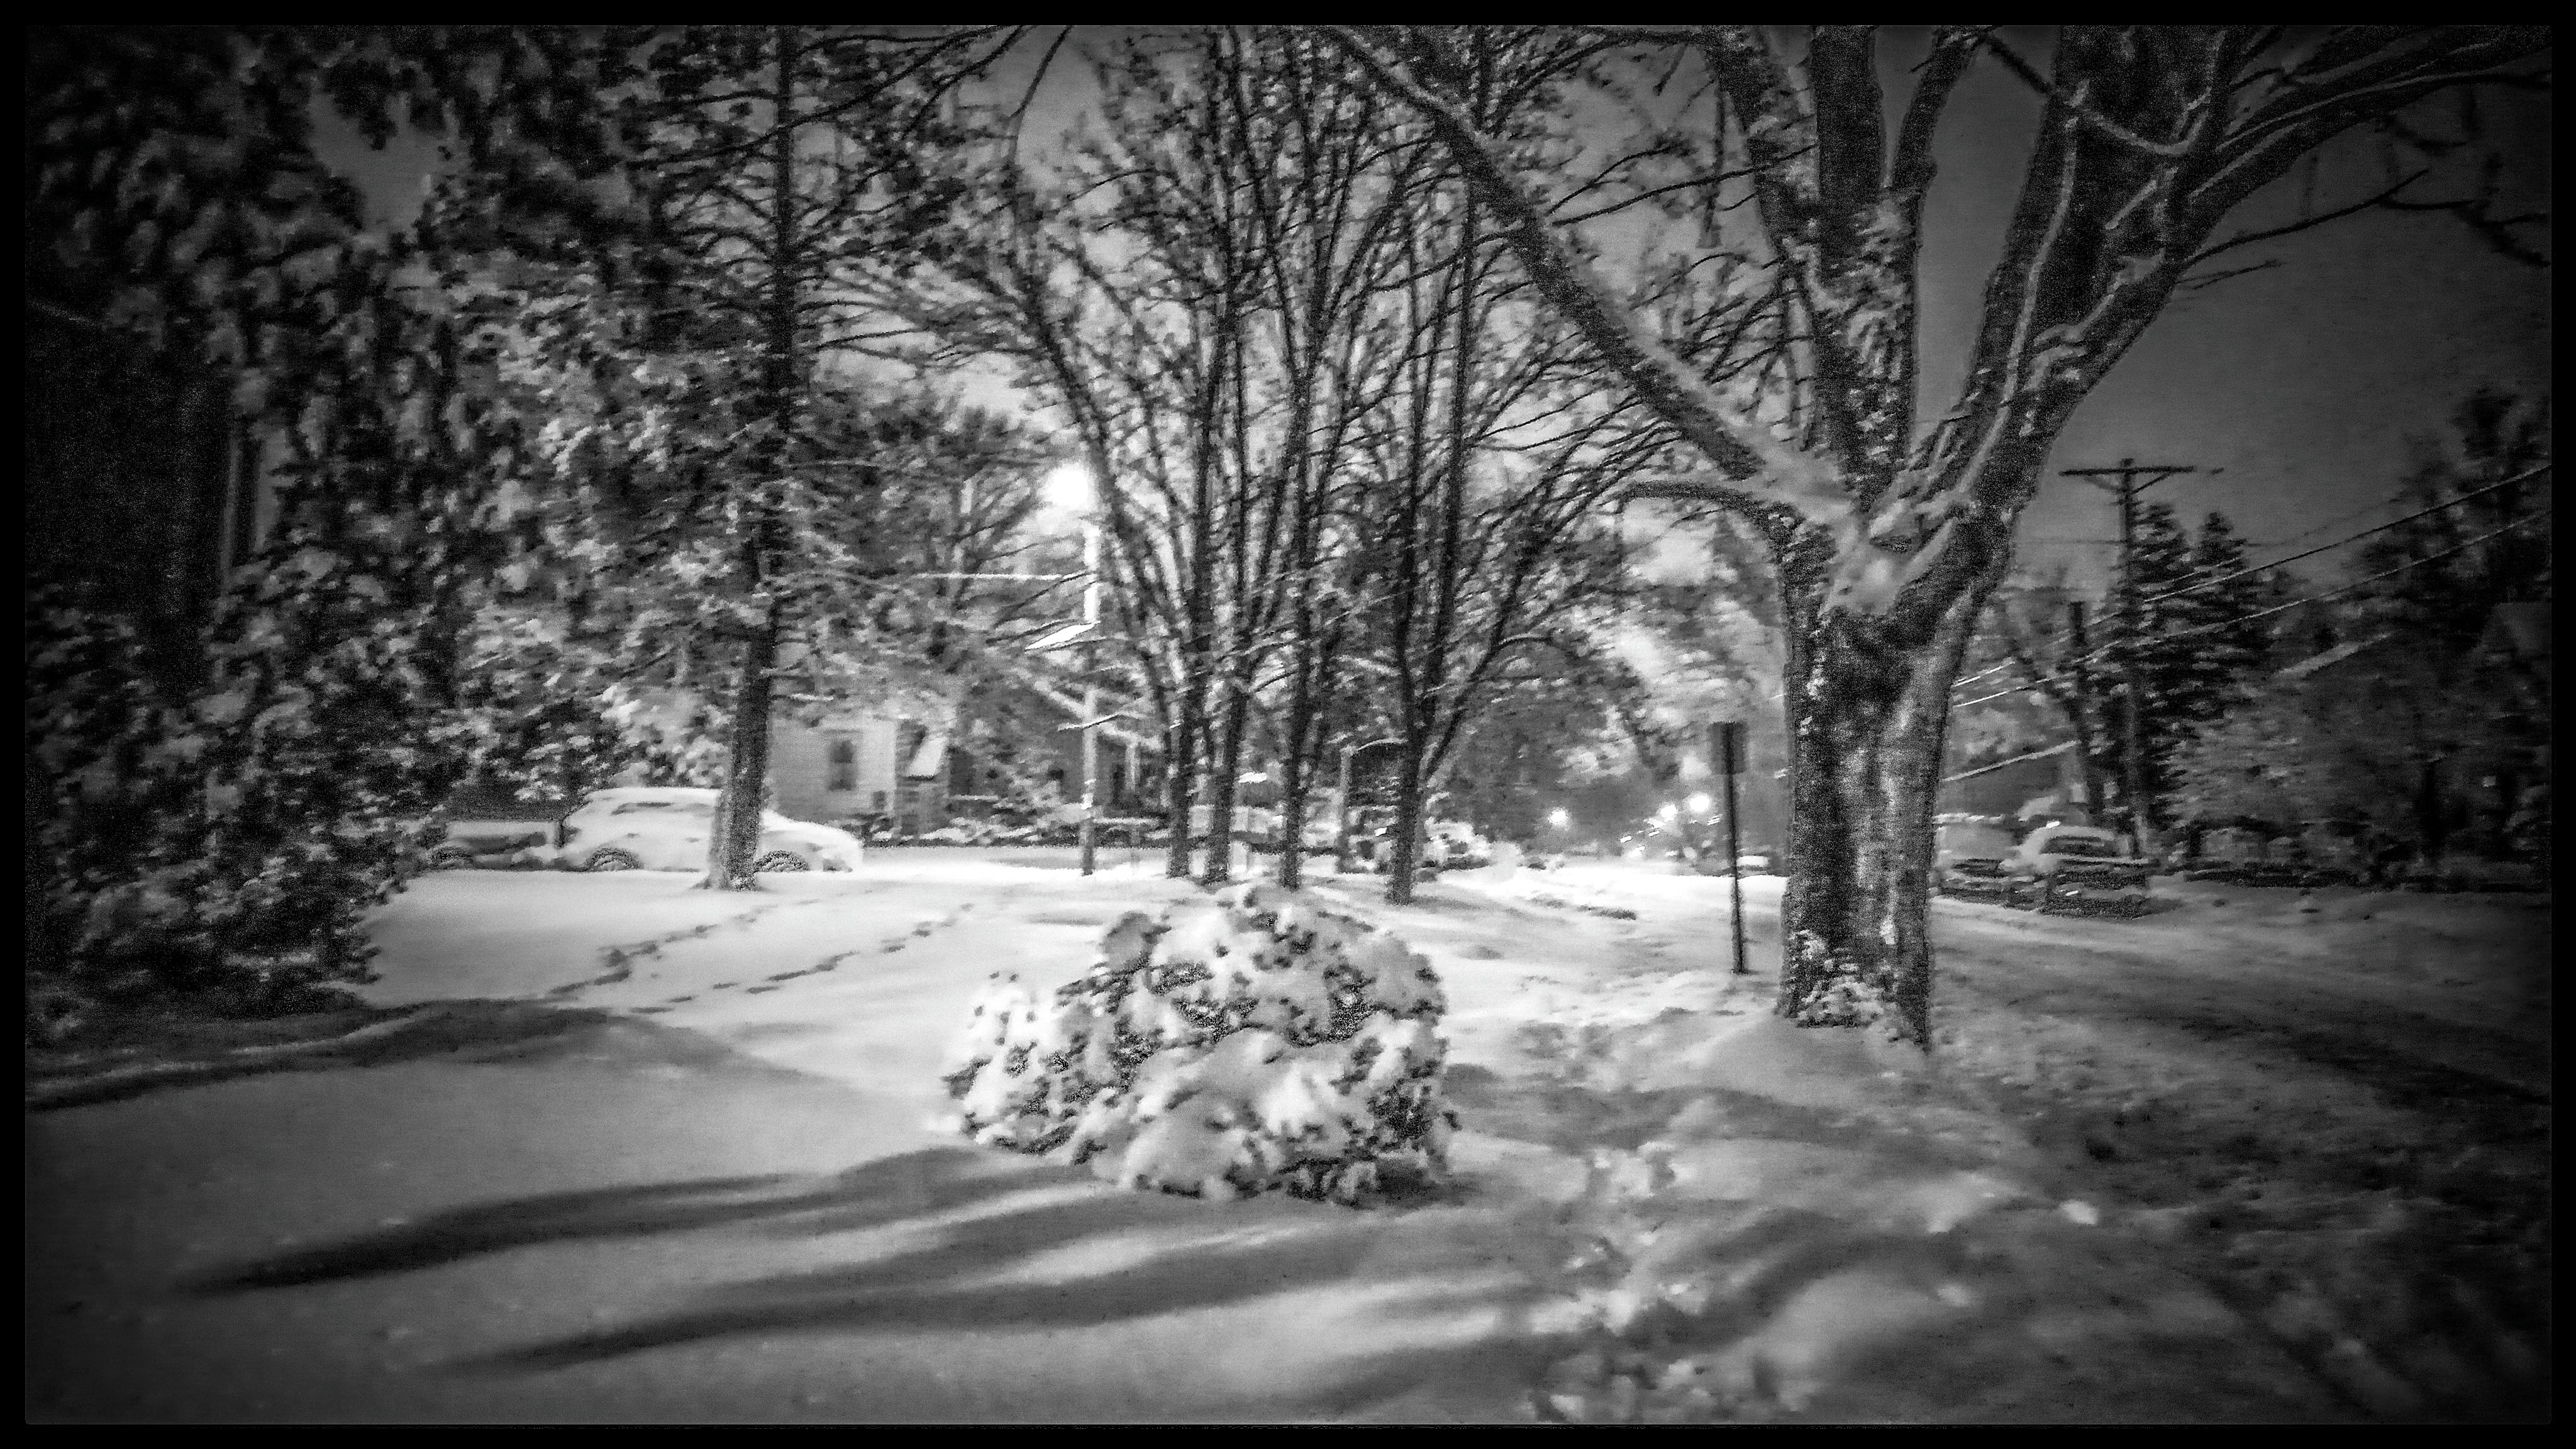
<box><xmin>1713</xmin><ymin>721</ymin><xmax>1750</xmax><ymax>977</ymax></box>
<box><xmin>1077</xmin><ymin>517</ymin><xmax>1101</xmax><ymax>876</ymax></box>
<box><xmin>2060</xmin><ymin>459</ymin><xmax>2197</xmax><ymax>853</ymax></box>
<box><xmin>2062</xmin><ymin>601</ymin><xmax>2108</xmax><ymax>823</ymax></box>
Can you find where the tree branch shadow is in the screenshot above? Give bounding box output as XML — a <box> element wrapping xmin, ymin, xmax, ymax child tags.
<box><xmin>186</xmin><ymin>1146</ymin><xmax>1058</xmax><ymax>1293</ymax></box>
<box><xmin>454</xmin><ymin>1179</ymin><xmax>1540</xmax><ymax>1375</ymax></box>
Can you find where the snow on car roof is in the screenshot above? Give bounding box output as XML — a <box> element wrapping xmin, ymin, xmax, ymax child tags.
<box><xmin>579</xmin><ymin>786</ymin><xmax>720</xmax><ymax>803</ymax></box>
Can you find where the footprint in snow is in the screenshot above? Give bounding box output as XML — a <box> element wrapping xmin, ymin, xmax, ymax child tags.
<box><xmin>745</xmin><ymin>985</ymin><xmax>781</xmax><ymax>995</ymax></box>
<box><xmin>880</xmin><ymin>941</ymin><xmax>906</xmax><ymax>953</ymax></box>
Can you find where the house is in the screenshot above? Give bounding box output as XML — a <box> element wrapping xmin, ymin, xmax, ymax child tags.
<box><xmin>2248</xmin><ymin>602</ymin><xmax>2546</xmax><ymax>858</ymax></box>
<box><xmin>767</xmin><ymin>713</ymin><xmax>947</xmax><ymax>832</ymax></box>
<box><xmin>1936</xmin><ymin>740</ymin><xmax>2097</xmax><ymax>823</ymax></box>
<box><xmin>938</xmin><ymin>676</ymin><xmax>1165</xmax><ymax>826</ymax></box>
<box><xmin>765</xmin><ymin>674</ymin><xmax>1165</xmax><ymax>835</ymax></box>
<box><xmin>2463</xmin><ymin>602</ymin><xmax>2550</xmax><ymax>852</ymax></box>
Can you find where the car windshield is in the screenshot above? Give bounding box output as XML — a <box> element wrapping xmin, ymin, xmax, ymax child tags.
<box><xmin>613</xmin><ymin>799</ymin><xmax>714</xmax><ymax>818</ymax></box>
<box><xmin>1939</xmin><ymin>828</ymin><xmax>2014</xmax><ymax>856</ymax></box>
<box><xmin>2048</xmin><ymin>837</ymin><xmax>2117</xmax><ymax>857</ymax></box>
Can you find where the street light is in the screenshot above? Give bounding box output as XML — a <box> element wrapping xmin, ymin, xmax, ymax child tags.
<box><xmin>1043</xmin><ymin>462</ymin><xmax>1105</xmax><ymax>875</ymax></box>
<box><xmin>1043</xmin><ymin>461</ymin><xmax>1093</xmax><ymax>512</ymax></box>
<box><xmin>1546</xmin><ymin>808</ymin><xmax>1570</xmax><ymax>831</ymax></box>
<box><xmin>1685</xmin><ymin>792</ymin><xmax>1713</xmax><ymax>818</ymax></box>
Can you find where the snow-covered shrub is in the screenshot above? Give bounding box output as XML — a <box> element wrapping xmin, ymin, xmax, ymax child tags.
<box><xmin>27</xmin><ymin>545</ymin><xmax>481</xmax><ymax>1031</ymax></box>
<box><xmin>943</xmin><ymin>882</ymin><xmax>1457</xmax><ymax>1204</ymax></box>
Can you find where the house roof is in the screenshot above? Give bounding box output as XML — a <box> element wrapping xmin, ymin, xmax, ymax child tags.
<box><xmin>2275</xmin><ymin>631</ymin><xmax>2394</xmax><ymax>680</ymax></box>
<box><xmin>1942</xmin><ymin>739</ymin><xmax>2074</xmax><ymax>784</ymax></box>
<box><xmin>2478</xmin><ymin>602</ymin><xmax>2550</xmax><ymax>665</ymax></box>
<box><xmin>1026</xmin><ymin>679</ymin><xmax>1160</xmax><ymax>752</ymax></box>
<box><xmin>902</xmin><ymin>730</ymin><xmax>948</xmax><ymax>780</ymax></box>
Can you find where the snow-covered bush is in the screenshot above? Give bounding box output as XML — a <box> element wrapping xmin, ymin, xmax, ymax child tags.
<box><xmin>27</xmin><ymin>541</ymin><xmax>482</xmax><ymax>1034</ymax></box>
<box><xmin>943</xmin><ymin>882</ymin><xmax>1457</xmax><ymax>1204</ymax></box>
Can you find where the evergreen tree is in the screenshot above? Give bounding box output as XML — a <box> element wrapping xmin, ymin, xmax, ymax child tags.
<box><xmin>26</xmin><ymin>27</ymin><xmax>655</xmax><ymax>1024</ymax></box>
<box><xmin>2098</xmin><ymin>502</ymin><xmax>2282</xmax><ymax>831</ymax></box>
<box><xmin>490</xmin><ymin>25</ymin><xmax>1013</xmax><ymax>889</ymax></box>
<box><xmin>2356</xmin><ymin>386</ymin><xmax>2551</xmax><ymax>647</ymax></box>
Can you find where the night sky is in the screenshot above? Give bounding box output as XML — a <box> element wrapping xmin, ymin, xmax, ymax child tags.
<box><xmin>313</xmin><ymin>27</ymin><xmax>2551</xmax><ymax>590</ymax></box>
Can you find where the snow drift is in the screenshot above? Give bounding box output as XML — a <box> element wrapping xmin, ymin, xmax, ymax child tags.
<box><xmin>943</xmin><ymin>881</ymin><xmax>1457</xmax><ymax>1204</ymax></box>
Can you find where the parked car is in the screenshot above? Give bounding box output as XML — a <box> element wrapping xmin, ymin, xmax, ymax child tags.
<box><xmin>2002</xmin><ymin>823</ymin><xmax>2153</xmax><ymax>913</ymax></box>
<box><xmin>1931</xmin><ymin>821</ymin><xmax>2020</xmax><ymax>898</ymax></box>
<box><xmin>1426</xmin><ymin>821</ymin><xmax>1494</xmax><ymax>869</ymax></box>
<box><xmin>553</xmin><ymin>787</ymin><xmax>864</xmax><ymax>872</ymax></box>
<box><xmin>430</xmin><ymin>818</ymin><xmax>555</xmax><ymax>871</ymax></box>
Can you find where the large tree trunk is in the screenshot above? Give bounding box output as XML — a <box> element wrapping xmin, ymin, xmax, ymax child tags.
<box><xmin>705</xmin><ymin>28</ymin><xmax>799</xmax><ymax>894</ymax></box>
<box><xmin>1384</xmin><ymin>735</ymin><xmax>1428</xmax><ymax>905</ymax></box>
<box><xmin>1273</xmin><ymin>636</ymin><xmax>1324</xmax><ymax>892</ymax></box>
<box><xmin>1200</xmin><ymin>685</ymin><xmax>1250</xmax><ymax>887</ymax></box>
<box><xmin>702</xmin><ymin>608</ymin><xmax>779</xmax><ymax>891</ymax></box>
<box><xmin>1163</xmin><ymin>708</ymin><xmax>1197</xmax><ymax>879</ymax></box>
<box><xmin>1774</xmin><ymin>582</ymin><xmax>1989</xmax><ymax>1046</ymax></box>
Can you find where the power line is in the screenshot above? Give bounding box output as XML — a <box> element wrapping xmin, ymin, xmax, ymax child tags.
<box><xmin>1949</xmin><ymin>505</ymin><xmax>2551</xmax><ymax>711</ymax></box>
<box><xmin>2135</xmin><ymin>460</ymin><xmax>2551</xmax><ymax>609</ymax></box>
<box><xmin>1950</xmin><ymin>458</ymin><xmax>2552</xmax><ymax>700</ymax></box>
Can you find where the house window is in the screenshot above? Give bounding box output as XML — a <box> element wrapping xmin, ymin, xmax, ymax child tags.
<box><xmin>826</xmin><ymin>736</ymin><xmax>858</xmax><ymax>792</ymax></box>
<box><xmin>871</xmin><ymin>790</ymin><xmax>889</xmax><ymax>812</ymax></box>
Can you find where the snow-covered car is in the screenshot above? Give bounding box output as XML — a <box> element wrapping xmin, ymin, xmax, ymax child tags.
<box><xmin>553</xmin><ymin>787</ymin><xmax>863</xmax><ymax>873</ymax></box>
<box><xmin>1931</xmin><ymin>821</ymin><xmax>2020</xmax><ymax>897</ymax></box>
<box><xmin>2002</xmin><ymin>824</ymin><xmax>2153</xmax><ymax>913</ymax></box>
<box><xmin>1426</xmin><ymin>821</ymin><xmax>1492</xmax><ymax>869</ymax></box>
<box><xmin>430</xmin><ymin>818</ymin><xmax>555</xmax><ymax>870</ymax></box>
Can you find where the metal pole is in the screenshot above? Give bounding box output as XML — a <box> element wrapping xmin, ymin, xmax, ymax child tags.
<box><xmin>2062</xmin><ymin>459</ymin><xmax>2197</xmax><ymax>854</ymax></box>
<box><xmin>1078</xmin><ymin>518</ymin><xmax>1101</xmax><ymax>877</ymax></box>
<box><xmin>1717</xmin><ymin>721</ymin><xmax>1749</xmax><ymax>975</ymax></box>
<box><xmin>2064</xmin><ymin>600</ymin><xmax>2107</xmax><ymax>820</ymax></box>
<box><xmin>2116</xmin><ymin>482</ymin><xmax>2154</xmax><ymax>855</ymax></box>
<box><xmin>1725</xmin><ymin>763</ymin><xmax>1748</xmax><ymax>975</ymax></box>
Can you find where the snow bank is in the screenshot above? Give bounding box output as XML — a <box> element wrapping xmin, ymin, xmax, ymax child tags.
<box><xmin>943</xmin><ymin>882</ymin><xmax>1457</xmax><ymax>1204</ymax></box>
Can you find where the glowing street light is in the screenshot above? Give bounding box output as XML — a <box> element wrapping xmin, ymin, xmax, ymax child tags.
<box><xmin>1656</xmin><ymin>802</ymin><xmax>1679</xmax><ymax>823</ymax></box>
<box><xmin>1043</xmin><ymin>461</ymin><xmax>1094</xmax><ymax>512</ymax></box>
<box><xmin>1686</xmin><ymin>792</ymin><xmax>1713</xmax><ymax>817</ymax></box>
<box><xmin>1546</xmin><ymin>808</ymin><xmax>1570</xmax><ymax>831</ymax></box>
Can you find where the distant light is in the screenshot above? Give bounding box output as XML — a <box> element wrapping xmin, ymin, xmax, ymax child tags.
<box><xmin>1546</xmin><ymin>808</ymin><xmax>1570</xmax><ymax>830</ymax></box>
<box><xmin>1686</xmin><ymin>792</ymin><xmax>1713</xmax><ymax>816</ymax></box>
<box><xmin>1657</xmin><ymin>802</ymin><xmax>1679</xmax><ymax>821</ymax></box>
<box><xmin>1043</xmin><ymin>462</ymin><xmax>1093</xmax><ymax>511</ymax></box>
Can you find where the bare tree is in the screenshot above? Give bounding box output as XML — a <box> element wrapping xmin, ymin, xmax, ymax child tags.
<box><xmin>1330</xmin><ymin>24</ymin><xmax>2549</xmax><ymax>1040</ymax></box>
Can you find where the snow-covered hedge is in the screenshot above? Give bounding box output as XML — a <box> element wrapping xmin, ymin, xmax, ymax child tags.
<box><xmin>943</xmin><ymin>882</ymin><xmax>1456</xmax><ymax>1204</ymax></box>
<box><xmin>27</xmin><ymin>555</ymin><xmax>480</xmax><ymax>1037</ymax></box>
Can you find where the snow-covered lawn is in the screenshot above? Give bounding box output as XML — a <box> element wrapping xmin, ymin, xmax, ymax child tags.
<box><xmin>26</xmin><ymin>852</ymin><xmax>2548</xmax><ymax>1422</ymax></box>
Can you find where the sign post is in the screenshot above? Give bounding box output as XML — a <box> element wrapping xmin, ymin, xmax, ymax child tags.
<box><xmin>1713</xmin><ymin>721</ymin><xmax>1750</xmax><ymax>976</ymax></box>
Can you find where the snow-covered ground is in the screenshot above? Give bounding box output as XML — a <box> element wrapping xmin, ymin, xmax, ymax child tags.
<box><xmin>26</xmin><ymin>852</ymin><xmax>2549</xmax><ymax>1422</ymax></box>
